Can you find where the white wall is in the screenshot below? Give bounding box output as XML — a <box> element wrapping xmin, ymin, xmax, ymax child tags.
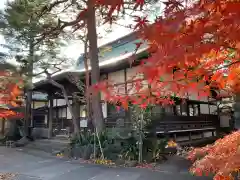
<box><xmin>56</xmin><ymin>99</ymin><xmax>66</xmax><ymax>106</ymax></box>
<box><xmin>126</xmin><ymin>66</ymin><xmax>145</xmax><ymax>95</ymax></box>
<box><xmin>66</xmin><ymin>107</ymin><xmax>72</xmax><ymax>119</ymax></box>
<box><xmin>100</xmin><ymin>65</ymin><xmax>215</xmax><ymax>104</ymax></box>
<box><xmin>50</xmin><ymin>99</ymin><xmax>72</xmax><ymax>107</ymax></box>
<box><xmin>100</xmin><ymin>74</ymin><xmax>107</xmax><ymax>100</ymax></box>
<box><xmin>203</xmin><ymin>131</ymin><xmax>215</xmax><ymax>137</ymax></box>
<box><xmin>220</xmin><ymin>115</ymin><xmax>230</xmax><ymax>127</ymax></box>
<box><xmin>53</xmin><ymin>99</ymin><xmax>57</xmax><ymax>107</ymax></box>
<box><xmin>108</xmin><ymin>70</ymin><xmax>125</xmax><ymax>95</ymax></box>
<box><xmin>200</xmin><ymin>104</ymin><xmax>209</xmax><ymax>114</ymax></box>
<box><xmin>80</xmin><ymin>105</ymin><xmax>86</xmax><ymax>117</ymax></box>
<box><xmin>188</xmin><ymin>92</ymin><xmax>198</xmax><ymax>101</ymax></box>
<box><xmin>200</xmin><ymin>104</ymin><xmax>217</xmax><ymax>114</ymax></box>
<box><xmin>209</xmin><ymin>105</ymin><xmax>217</xmax><ymax>114</ymax></box>
<box><xmin>44</xmin><ymin>115</ymin><xmax>48</xmax><ymax>125</ymax></box>
<box><xmin>127</xmin><ymin>66</ymin><xmax>137</xmax><ymax>95</ymax></box>
<box><xmin>58</xmin><ymin>108</ymin><xmax>66</xmax><ymax>118</ymax></box>
<box><xmin>32</xmin><ymin>101</ymin><xmax>46</xmax><ymax>109</ymax></box>
<box><xmin>102</xmin><ymin>103</ymin><xmax>107</xmax><ymax>118</ymax></box>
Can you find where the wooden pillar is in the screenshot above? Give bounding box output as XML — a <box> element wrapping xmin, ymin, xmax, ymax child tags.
<box><xmin>24</xmin><ymin>89</ymin><xmax>32</xmax><ymax>136</ymax></box>
<box><xmin>1</xmin><ymin>118</ymin><xmax>5</xmax><ymax>135</ymax></box>
<box><xmin>207</xmin><ymin>97</ymin><xmax>211</xmax><ymax>114</ymax></box>
<box><xmin>124</xmin><ymin>69</ymin><xmax>130</xmax><ymax>127</ymax></box>
<box><xmin>48</xmin><ymin>93</ymin><xmax>53</xmax><ymax>138</ymax></box>
<box><xmin>234</xmin><ymin>94</ymin><xmax>240</xmax><ymax>130</ymax></box>
<box><xmin>181</xmin><ymin>101</ymin><xmax>188</xmax><ymax>116</ymax></box>
<box><xmin>32</xmin><ymin>100</ymin><xmax>35</xmax><ymax>127</ymax></box>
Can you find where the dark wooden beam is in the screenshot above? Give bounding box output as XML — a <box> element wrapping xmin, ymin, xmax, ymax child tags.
<box><xmin>48</xmin><ymin>93</ymin><xmax>54</xmax><ymax>138</ymax></box>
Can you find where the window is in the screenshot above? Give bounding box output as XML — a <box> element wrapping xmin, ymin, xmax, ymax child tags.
<box><xmin>189</xmin><ymin>104</ymin><xmax>199</xmax><ymax>116</ymax></box>
<box><xmin>58</xmin><ymin>107</ymin><xmax>67</xmax><ymax>118</ymax></box>
<box><xmin>175</xmin><ymin>105</ymin><xmax>181</xmax><ymax>115</ymax></box>
<box><xmin>58</xmin><ymin>108</ymin><xmax>62</xmax><ymax>117</ymax></box>
<box><xmin>165</xmin><ymin>105</ymin><xmax>173</xmax><ymax>114</ymax></box>
<box><xmin>53</xmin><ymin>109</ymin><xmax>57</xmax><ymax>118</ymax></box>
<box><xmin>62</xmin><ymin>108</ymin><xmax>66</xmax><ymax>117</ymax></box>
<box><xmin>152</xmin><ymin>105</ymin><xmax>164</xmax><ymax>114</ymax></box>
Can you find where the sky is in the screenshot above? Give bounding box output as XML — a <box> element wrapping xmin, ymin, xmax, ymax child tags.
<box><xmin>0</xmin><ymin>0</ymin><xmax>132</xmax><ymax>62</ymax></box>
<box><xmin>0</xmin><ymin>1</ymin><xmax>7</xmax><ymax>54</ymax></box>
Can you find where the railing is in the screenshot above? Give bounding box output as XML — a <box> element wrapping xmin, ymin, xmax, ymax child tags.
<box><xmin>104</xmin><ymin>114</ymin><xmax>219</xmax><ymax>133</ymax></box>
<box><xmin>147</xmin><ymin>114</ymin><xmax>219</xmax><ymax>134</ymax></box>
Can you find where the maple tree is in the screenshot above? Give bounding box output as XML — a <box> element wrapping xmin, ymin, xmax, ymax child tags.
<box><xmin>98</xmin><ymin>0</ymin><xmax>240</xmax><ymax>107</ymax></box>
<box><xmin>0</xmin><ymin>70</ymin><xmax>23</xmax><ymax>119</ymax></box>
<box><xmin>19</xmin><ymin>0</ymin><xmax>240</xmax><ymax>176</ymax></box>
<box><xmin>187</xmin><ymin>131</ymin><xmax>240</xmax><ymax>179</ymax></box>
<box><xmin>93</xmin><ymin>0</ymin><xmax>240</xmax><ymax>179</ymax></box>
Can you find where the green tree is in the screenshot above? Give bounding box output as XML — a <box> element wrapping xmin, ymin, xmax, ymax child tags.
<box><xmin>0</xmin><ymin>0</ymin><xmax>74</xmax><ymax>137</ymax></box>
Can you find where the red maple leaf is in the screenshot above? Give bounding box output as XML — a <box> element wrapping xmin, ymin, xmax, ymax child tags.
<box><xmin>133</xmin><ymin>16</ymin><xmax>149</xmax><ymax>30</ymax></box>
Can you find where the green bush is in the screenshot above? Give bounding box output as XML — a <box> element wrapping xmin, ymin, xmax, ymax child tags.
<box><xmin>70</xmin><ymin>130</ymin><xmax>95</xmax><ymax>148</ymax></box>
<box><xmin>120</xmin><ymin>137</ymin><xmax>139</xmax><ymax>161</ymax></box>
<box><xmin>70</xmin><ymin>130</ymin><xmax>115</xmax><ymax>159</ymax></box>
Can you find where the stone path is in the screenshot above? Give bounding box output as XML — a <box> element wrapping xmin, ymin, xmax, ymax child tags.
<box><xmin>0</xmin><ymin>147</ymin><xmax>212</xmax><ymax>180</ymax></box>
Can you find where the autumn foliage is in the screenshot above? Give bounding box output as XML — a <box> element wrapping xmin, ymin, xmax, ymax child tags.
<box><xmin>3</xmin><ymin>0</ymin><xmax>238</xmax><ymax>177</ymax></box>
<box><xmin>187</xmin><ymin>131</ymin><xmax>240</xmax><ymax>179</ymax></box>
<box><xmin>97</xmin><ymin>0</ymin><xmax>240</xmax><ymax>108</ymax></box>
<box><xmin>0</xmin><ymin>71</ymin><xmax>23</xmax><ymax>118</ymax></box>
<box><xmin>94</xmin><ymin>0</ymin><xmax>240</xmax><ymax>178</ymax></box>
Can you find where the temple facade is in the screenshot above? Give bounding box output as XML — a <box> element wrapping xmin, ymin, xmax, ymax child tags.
<box><xmin>31</xmin><ymin>32</ymin><xmax>232</xmax><ymax>145</ymax></box>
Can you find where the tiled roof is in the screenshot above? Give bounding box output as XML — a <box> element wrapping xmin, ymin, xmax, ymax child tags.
<box><xmin>76</xmin><ymin>32</ymin><xmax>148</xmax><ymax>69</ymax></box>
<box><xmin>33</xmin><ymin>32</ymin><xmax>149</xmax><ymax>85</ymax></box>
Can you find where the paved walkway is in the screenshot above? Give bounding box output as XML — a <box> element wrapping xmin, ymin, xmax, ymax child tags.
<box><xmin>0</xmin><ymin>147</ymin><xmax>212</xmax><ymax>180</ymax></box>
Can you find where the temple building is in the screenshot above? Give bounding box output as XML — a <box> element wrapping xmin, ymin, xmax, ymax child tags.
<box><xmin>31</xmin><ymin>32</ymin><xmax>233</xmax><ymax>145</ymax></box>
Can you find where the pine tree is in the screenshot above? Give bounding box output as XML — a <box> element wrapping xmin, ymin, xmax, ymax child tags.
<box><xmin>0</xmin><ymin>0</ymin><xmax>69</xmax><ymax>136</ymax></box>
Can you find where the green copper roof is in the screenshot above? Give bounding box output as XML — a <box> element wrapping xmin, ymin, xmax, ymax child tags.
<box><xmin>76</xmin><ymin>34</ymin><xmax>148</xmax><ymax>69</ymax></box>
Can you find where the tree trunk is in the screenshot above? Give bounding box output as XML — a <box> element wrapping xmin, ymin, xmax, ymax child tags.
<box><xmin>24</xmin><ymin>90</ymin><xmax>32</xmax><ymax>136</ymax></box>
<box><xmin>86</xmin><ymin>0</ymin><xmax>104</xmax><ymax>132</ymax></box>
<box><xmin>83</xmin><ymin>37</ymin><xmax>92</xmax><ymax>125</ymax></box>
<box><xmin>73</xmin><ymin>94</ymin><xmax>80</xmax><ymax>129</ymax></box>
<box><xmin>1</xmin><ymin>118</ymin><xmax>5</xmax><ymax>136</ymax></box>
<box><xmin>48</xmin><ymin>93</ymin><xmax>53</xmax><ymax>138</ymax></box>
<box><xmin>24</xmin><ymin>37</ymin><xmax>34</xmax><ymax>136</ymax></box>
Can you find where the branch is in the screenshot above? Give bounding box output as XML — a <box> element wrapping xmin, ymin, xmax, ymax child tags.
<box><xmin>214</xmin><ymin>60</ymin><xmax>240</xmax><ymax>71</ymax></box>
<box><xmin>66</xmin><ymin>72</ymin><xmax>86</xmax><ymax>94</ymax></box>
<box><xmin>38</xmin><ymin>0</ymin><xmax>69</xmax><ymax>18</ymax></box>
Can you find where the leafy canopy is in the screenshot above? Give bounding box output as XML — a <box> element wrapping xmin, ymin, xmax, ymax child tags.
<box><xmin>0</xmin><ymin>0</ymin><xmax>69</xmax><ymax>82</ymax></box>
<box><xmin>95</xmin><ymin>0</ymin><xmax>240</xmax><ymax>108</ymax></box>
